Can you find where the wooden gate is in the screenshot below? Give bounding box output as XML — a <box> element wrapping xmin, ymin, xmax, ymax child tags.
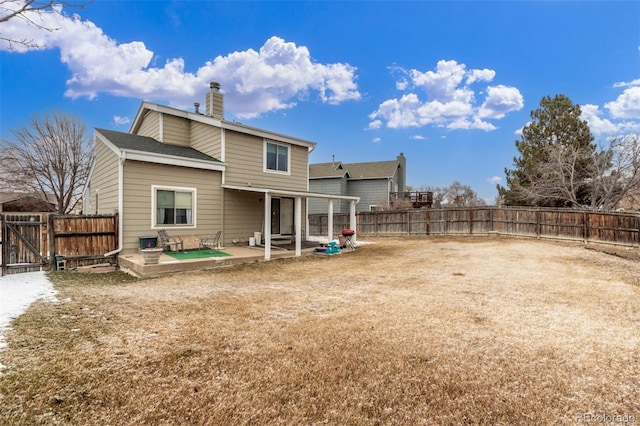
<box><xmin>1</xmin><ymin>213</ymin><xmax>48</xmax><ymax>276</ymax></box>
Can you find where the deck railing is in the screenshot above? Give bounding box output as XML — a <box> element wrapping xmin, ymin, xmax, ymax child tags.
<box><xmin>389</xmin><ymin>191</ymin><xmax>433</xmax><ymax>208</ymax></box>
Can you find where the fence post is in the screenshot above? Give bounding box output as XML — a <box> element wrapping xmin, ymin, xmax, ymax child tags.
<box><xmin>469</xmin><ymin>208</ymin><xmax>473</xmax><ymax>235</ymax></box>
<box><xmin>375</xmin><ymin>211</ymin><xmax>379</xmax><ymax>236</ymax></box>
<box><xmin>114</xmin><ymin>212</ymin><xmax>120</xmax><ymax>251</ymax></box>
<box><xmin>444</xmin><ymin>209</ymin><xmax>449</xmax><ymax>235</ymax></box>
<box><xmin>425</xmin><ymin>209</ymin><xmax>430</xmax><ymax>236</ymax></box>
<box><xmin>48</xmin><ymin>214</ymin><xmax>55</xmax><ymax>269</ymax></box>
<box><xmin>582</xmin><ymin>211</ymin><xmax>588</xmax><ymax>243</ymax></box>
<box><xmin>1</xmin><ymin>214</ymin><xmax>5</xmax><ymax>276</ymax></box>
<box><xmin>406</xmin><ymin>210</ymin><xmax>410</xmax><ymax>235</ymax></box>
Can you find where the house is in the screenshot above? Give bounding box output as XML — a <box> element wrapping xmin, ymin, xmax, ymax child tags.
<box><xmin>308</xmin><ymin>153</ymin><xmax>406</xmax><ymax>213</ymax></box>
<box><xmin>0</xmin><ymin>192</ymin><xmax>57</xmax><ymax>213</ymax></box>
<box><xmin>83</xmin><ymin>83</ymin><xmax>359</xmax><ymax>260</ymax></box>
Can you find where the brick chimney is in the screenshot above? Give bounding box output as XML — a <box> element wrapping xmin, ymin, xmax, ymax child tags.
<box><xmin>205</xmin><ymin>82</ymin><xmax>224</xmax><ymax>119</ymax></box>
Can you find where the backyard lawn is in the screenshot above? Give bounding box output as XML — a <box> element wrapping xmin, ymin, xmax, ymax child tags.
<box><xmin>0</xmin><ymin>237</ymin><xmax>638</xmax><ymax>424</ymax></box>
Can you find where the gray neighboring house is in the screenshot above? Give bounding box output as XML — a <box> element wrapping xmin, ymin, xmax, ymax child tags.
<box><xmin>309</xmin><ymin>153</ymin><xmax>407</xmax><ymax>213</ymax></box>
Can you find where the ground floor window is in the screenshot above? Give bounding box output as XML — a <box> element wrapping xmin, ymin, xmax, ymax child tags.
<box><xmin>154</xmin><ymin>187</ymin><xmax>195</xmax><ymax>227</ymax></box>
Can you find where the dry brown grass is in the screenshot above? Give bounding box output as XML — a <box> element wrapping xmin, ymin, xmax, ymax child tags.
<box><xmin>1</xmin><ymin>237</ymin><xmax>639</xmax><ymax>425</ymax></box>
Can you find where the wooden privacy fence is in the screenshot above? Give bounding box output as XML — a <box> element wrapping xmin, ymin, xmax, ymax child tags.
<box><xmin>308</xmin><ymin>207</ymin><xmax>640</xmax><ymax>247</ymax></box>
<box><xmin>50</xmin><ymin>214</ymin><xmax>119</xmax><ymax>270</ymax></box>
<box><xmin>1</xmin><ymin>213</ymin><xmax>118</xmax><ymax>275</ymax></box>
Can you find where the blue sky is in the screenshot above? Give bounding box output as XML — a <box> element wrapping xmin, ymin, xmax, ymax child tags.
<box><xmin>1</xmin><ymin>1</ymin><xmax>639</xmax><ymax>202</ymax></box>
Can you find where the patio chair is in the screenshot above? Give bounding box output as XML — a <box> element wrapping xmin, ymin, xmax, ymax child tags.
<box><xmin>199</xmin><ymin>231</ymin><xmax>222</xmax><ymax>250</ymax></box>
<box><xmin>157</xmin><ymin>229</ymin><xmax>184</xmax><ymax>252</ymax></box>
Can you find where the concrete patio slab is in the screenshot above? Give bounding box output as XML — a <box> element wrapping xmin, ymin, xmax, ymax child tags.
<box><xmin>118</xmin><ymin>244</ymin><xmax>317</xmax><ymax>278</ymax></box>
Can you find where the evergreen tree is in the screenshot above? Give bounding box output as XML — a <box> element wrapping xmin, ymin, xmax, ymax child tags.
<box><xmin>499</xmin><ymin>95</ymin><xmax>596</xmax><ymax>207</ymax></box>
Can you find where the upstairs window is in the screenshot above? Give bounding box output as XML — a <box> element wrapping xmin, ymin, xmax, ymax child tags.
<box><xmin>155</xmin><ymin>188</ymin><xmax>195</xmax><ymax>226</ymax></box>
<box><xmin>265</xmin><ymin>141</ymin><xmax>289</xmax><ymax>173</ymax></box>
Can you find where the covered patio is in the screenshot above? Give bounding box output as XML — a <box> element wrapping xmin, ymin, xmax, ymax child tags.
<box><xmin>222</xmin><ymin>184</ymin><xmax>360</xmax><ymax>260</ymax></box>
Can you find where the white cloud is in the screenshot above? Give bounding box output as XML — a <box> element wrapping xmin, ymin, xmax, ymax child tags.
<box><xmin>448</xmin><ymin>117</ymin><xmax>496</xmax><ymax>131</ymax></box>
<box><xmin>613</xmin><ymin>78</ymin><xmax>640</xmax><ymax>88</ymax></box>
<box><xmin>410</xmin><ymin>134</ymin><xmax>425</xmax><ymax>140</ymax></box>
<box><xmin>605</xmin><ymin>86</ymin><xmax>640</xmax><ymax>120</ymax></box>
<box><xmin>197</xmin><ymin>37</ymin><xmax>361</xmax><ymax>117</ymax></box>
<box><xmin>368</xmin><ymin>94</ymin><xmax>423</xmax><ymax>129</ymax></box>
<box><xmin>477</xmin><ymin>85</ymin><xmax>524</xmax><ymax>119</ymax></box>
<box><xmin>396</xmin><ymin>79</ymin><xmax>409</xmax><ymax>91</ymax></box>
<box><xmin>369</xmin><ymin>60</ymin><xmax>523</xmax><ymax>131</ymax></box>
<box><xmin>514</xmin><ymin>124</ymin><xmax>526</xmax><ymax>136</ymax></box>
<box><xmin>1</xmin><ymin>4</ymin><xmax>361</xmax><ymax>118</ymax></box>
<box><xmin>466</xmin><ymin>68</ymin><xmax>495</xmax><ymax>85</ymax></box>
<box><xmin>113</xmin><ymin>115</ymin><xmax>130</xmax><ymax>126</ymax></box>
<box><xmin>580</xmin><ymin>103</ymin><xmax>640</xmax><ymax>136</ymax></box>
<box><xmin>367</xmin><ymin>119</ymin><xmax>383</xmax><ymax>130</ymax></box>
<box><xmin>580</xmin><ymin>104</ymin><xmax>619</xmax><ymax>135</ymax></box>
<box><xmin>487</xmin><ymin>176</ymin><xmax>502</xmax><ymax>185</ymax></box>
<box><xmin>372</xmin><ymin>137</ymin><xmax>381</xmax><ymax>143</ymax></box>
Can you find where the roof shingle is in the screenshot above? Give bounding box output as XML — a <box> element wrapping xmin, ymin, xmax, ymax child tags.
<box><xmin>96</xmin><ymin>128</ymin><xmax>222</xmax><ymax>163</ymax></box>
<box><xmin>309</xmin><ymin>159</ymin><xmax>399</xmax><ymax>179</ymax></box>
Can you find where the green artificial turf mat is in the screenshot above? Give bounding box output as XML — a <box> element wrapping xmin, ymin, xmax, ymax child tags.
<box><xmin>164</xmin><ymin>249</ymin><xmax>231</xmax><ymax>260</ymax></box>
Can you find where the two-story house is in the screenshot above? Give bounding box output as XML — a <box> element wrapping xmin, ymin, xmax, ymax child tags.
<box><xmin>308</xmin><ymin>153</ymin><xmax>407</xmax><ymax>213</ymax></box>
<box><xmin>83</xmin><ymin>83</ymin><xmax>359</xmax><ymax>260</ymax></box>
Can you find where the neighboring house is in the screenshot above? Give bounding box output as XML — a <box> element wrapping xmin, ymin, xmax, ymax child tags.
<box><xmin>83</xmin><ymin>83</ymin><xmax>358</xmax><ymax>260</ymax></box>
<box><xmin>308</xmin><ymin>153</ymin><xmax>406</xmax><ymax>213</ymax></box>
<box><xmin>0</xmin><ymin>192</ymin><xmax>57</xmax><ymax>213</ymax></box>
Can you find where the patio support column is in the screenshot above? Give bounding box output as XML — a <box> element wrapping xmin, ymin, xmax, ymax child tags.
<box><xmin>350</xmin><ymin>200</ymin><xmax>357</xmax><ymax>244</ymax></box>
<box><xmin>327</xmin><ymin>199</ymin><xmax>334</xmax><ymax>241</ymax></box>
<box><xmin>295</xmin><ymin>196</ymin><xmax>302</xmax><ymax>257</ymax></box>
<box><xmin>264</xmin><ymin>192</ymin><xmax>271</xmax><ymax>261</ymax></box>
<box><xmin>305</xmin><ymin>198</ymin><xmax>310</xmax><ymax>241</ymax></box>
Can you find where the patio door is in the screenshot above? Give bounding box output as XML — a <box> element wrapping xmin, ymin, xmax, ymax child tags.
<box><xmin>271</xmin><ymin>197</ymin><xmax>294</xmax><ymax>236</ymax></box>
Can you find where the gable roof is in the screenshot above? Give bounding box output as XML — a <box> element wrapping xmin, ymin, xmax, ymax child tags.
<box><xmin>95</xmin><ymin>128</ymin><xmax>225</xmax><ymax>172</ymax></box>
<box><xmin>130</xmin><ymin>102</ymin><xmax>316</xmax><ymax>151</ymax></box>
<box><xmin>0</xmin><ymin>192</ymin><xmax>57</xmax><ymax>205</ymax></box>
<box><xmin>343</xmin><ymin>160</ymin><xmax>400</xmax><ymax>180</ymax></box>
<box><xmin>309</xmin><ymin>159</ymin><xmax>399</xmax><ymax>180</ymax></box>
<box><xmin>308</xmin><ymin>162</ymin><xmax>349</xmax><ymax>179</ymax></box>
<box><xmin>96</xmin><ymin>128</ymin><xmax>221</xmax><ymax>163</ymax></box>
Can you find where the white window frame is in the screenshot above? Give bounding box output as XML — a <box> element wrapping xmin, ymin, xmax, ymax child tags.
<box><xmin>151</xmin><ymin>185</ymin><xmax>197</xmax><ymax>229</ymax></box>
<box><xmin>264</xmin><ymin>140</ymin><xmax>290</xmax><ymax>175</ymax></box>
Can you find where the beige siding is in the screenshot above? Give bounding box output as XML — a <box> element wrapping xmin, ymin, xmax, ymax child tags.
<box><xmin>162</xmin><ymin>114</ymin><xmax>190</xmax><ymax>146</ymax></box>
<box><xmin>224</xmin><ymin>130</ymin><xmax>309</xmax><ymax>191</ymax></box>
<box><xmin>223</xmin><ymin>191</ymin><xmax>307</xmax><ymax>245</ymax></box>
<box><xmin>135</xmin><ymin>111</ymin><xmax>160</xmax><ymax>140</ymax></box>
<box><xmin>89</xmin><ymin>141</ymin><xmax>119</xmax><ymax>214</ymax></box>
<box><xmin>191</xmin><ymin>121</ymin><xmax>222</xmax><ymax>159</ymax></box>
<box><xmin>223</xmin><ymin>191</ymin><xmax>264</xmax><ymax>244</ymax></box>
<box><xmin>121</xmin><ymin>161</ymin><xmax>223</xmax><ymax>253</ymax></box>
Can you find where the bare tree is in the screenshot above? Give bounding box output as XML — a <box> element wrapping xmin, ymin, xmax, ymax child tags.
<box><xmin>507</xmin><ymin>134</ymin><xmax>640</xmax><ymax>210</ymax></box>
<box><xmin>507</xmin><ymin>143</ymin><xmax>591</xmax><ymax>208</ymax></box>
<box><xmin>591</xmin><ymin>135</ymin><xmax>640</xmax><ymax>210</ymax></box>
<box><xmin>0</xmin><ymin>112</ymin><xmax>94</xmax><ymax>214</ymax></box>
<box><xmin>421</xmin><ymin>181</ymin><xmax>486</xmax><ymax>208</ymax></box>
<box><xmin>1</xmin><ymin>0</ymin><xmax>90</xmax><ymax>50</ymax></box>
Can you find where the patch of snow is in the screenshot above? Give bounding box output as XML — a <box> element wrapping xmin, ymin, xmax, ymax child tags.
<box><xmin>0</xmin><ymin>271</ymin><xmax>57</xmax><ymax>350</ymax></box>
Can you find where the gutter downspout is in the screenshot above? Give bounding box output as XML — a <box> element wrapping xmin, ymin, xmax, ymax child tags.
<box><xmin>105</xmin><ymin>151</ymin><xmax>125</xmax><ymax>257</ymax></box>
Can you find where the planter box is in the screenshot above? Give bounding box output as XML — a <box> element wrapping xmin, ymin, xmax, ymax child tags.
<box><xmin>141</xmin><ymin>247</ymin><xmax>163</xmax><ymax>264</ymax></box>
